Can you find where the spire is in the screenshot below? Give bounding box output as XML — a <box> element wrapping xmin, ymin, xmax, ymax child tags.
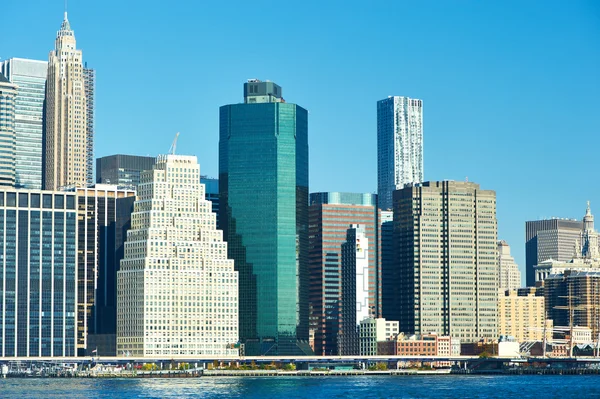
<box><xmin>60</xmin><ymin>11</ymin><xmax>71</xmax><ymax>32</ymax></box>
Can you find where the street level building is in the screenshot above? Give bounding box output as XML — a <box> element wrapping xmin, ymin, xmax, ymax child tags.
<box><xmin>359</xmin><ymin>317</ymin><xmax>399</xmax><ymax>356</ymax></box>
<box><xmin>117</xmin><ymin>154</ymin><xmax>238</xmax><ymax>357</ymax></box>
<box><xmin>308</xmin><ymin>192</ymin><xmax>381</xmax><ymax>355</ymax></box>
<box><xmin>498</xmin><ymin>288</ymin><xmax>550</xmax><ymax>343</ymax></box>
<box><xmin>393</xmin><ymin>181</ymin><xmax>498</xmax><ymax>342</ymax></box>
<box><xmin>96</xmin><ymin>155</ymin><xmax>156</xmax><ymax>190</ymax></box>
<box><xmin>44</xmin><ymin>13</ymin><xmax>90</xmax><ymax>190</ymax></box>
<box><xmin>498</xmin><ymin>240</ymin><xmax>521</xmax><ymax>290</ymax></box>
<box><xmin>219</xmin><ymin>80</ymin><xmax>311</xmax><ymax>355</ymax></box>
<box><xmin>377</xmin><ymin>96</ymin><xmax>423</xmax><ymax>210</ymax></box>
<box><xmin>0</xmin><ymin>76</ymin><xmax>17</xmax><ymax>187</ymax></box>
<box><xmin>0</xmin><ymin>188</ymin><xmax>77</xmax><ymax>357</ymax></box>
<box><xmin>0</xmin><ymin>58</ymin><xmax>48</xmax><ymax>190</ymax></box>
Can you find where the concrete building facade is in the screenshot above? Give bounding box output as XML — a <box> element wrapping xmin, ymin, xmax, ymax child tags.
<box><xmin>393</xmin><ymin>181</ymin><xmax>498</xmax><ymax>342</ymax></box>
<box><xmin>44</xmin><ymin>13</ymin><xmax>90</xmax><ymax>190</ymax></box>
<box><xmin>359</xmin><ymin>317</ymin><xmax>399</xmax><ymax>356</ymax></box>
<box><xmin>0</xmin><ymin>188</ymin><xmax>77</xmax><ymax>357</ymax></box>
<box><xmin>0</xmin><ymin>76</ymin><xmax>17</xmax><ymax>187</ymax></box>
<box><xmin>377</xmin><ymin>96</ymin><xmax>423</xmax><ymax>210</ymax></box>
<box><xmin>117</xmin><ymin>154</ymin><xmax>238</xmax><ymax>357</ymax></box>
<box><xmin>498</xmin><ymin>240</ymin><xmax>521</xmax><ymax>290</ymax></box>
<box><xmin>498</xmin><ymin>288</ymin><xmax>549</xmax><ymax>343</ymax></box>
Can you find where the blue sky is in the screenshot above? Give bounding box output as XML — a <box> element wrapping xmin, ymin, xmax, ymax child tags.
<box><xmin>2</xmin><ymin>0</ymin><xmax>599</xmax><ymax>279</ymax></box>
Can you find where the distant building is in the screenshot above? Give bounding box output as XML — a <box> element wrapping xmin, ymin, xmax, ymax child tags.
<box><xmin>70</xmin><ymin>185</ymin><xmax>135</xmax><ymax>356</ymax></box>
<box><xmin>498</xmin><ymin>241</ymin><xmax>521</xmax><ymax>290</ymax></box>
<box><xmin>200</xmin><ymin>176</ymin><xmax>219</xmax><ymax>228</ymax></box>
<box><xmin>83</xmin><ymin>65</ymin><xmax>95</xmax><ymax>185</ymax></box>
<box><xmin>359</xmin><ymin>317</ymin><xmax>398</xmax><ymax>356</ymax></box>
<box><xmin>44</xmin><ymin>13</ymin><xmax>90</xmax><ymax>190</ymax></box>
<box><xmin>117</xmin><ymin>154</ymin><xmax>238</xmax><ymax>357</ymax></box>
<box><xmin>338</xmin><ymin>224</ymin><xmax>370</xmax><ymax>355</ymax></box>
<box><xmin>380</xmin><ymin>210</ymin><xmax>396</xmax><ymax>321</ymax></box>
<box><xmin>498</xmin><ymin>288</ymin><xmax>550</xmax><ymax>343</ymax></box>
<box><xmin>0</xmin><ymin>188</ymin><xmax>77</xmax><ymax>357</ymax></box>
<box><xmin>526</xmin><ymin>218</ymin><xmax>583</xmax><ymax>287</ymax></box>
<box><xmin>377</xmin><ymin>96</ymin><xmax>423</xmax><ymax>210</ymax></box>
<box><xmin>393</xmin><ymin>181</ymin><xmax>498</xmax><ymax>342</ymax></box>
<box><xmin>0</xmin><ymin>58</ymin><xmax>48</xmax><ymax>190</ymax></box>
<box><xmin>308</xmin><ymin>192</ymin><xmax>380</xmax><ymax>355</ymax></box>
<box><xmin>96</xmin><ymin>154</ymin><xmax>156</xmax><ymax>189</ymax></box>
<box><xmin>220</xmin><ymin>80</ymin><xmax>311</xmax><ymax>356</ymax></box>
<box><xmin>378</xmin><ymin>333</ymin><xmax>455</xmax><ymax>357</ymax></box>
<box><xmin>0</xmin><ymin>75</ymin><xmax>17</xmax><ymax>187</ymax></box>
<box><xmin>544</xmin><ymin>270</ymin><xmax>600</xmax><ymax>338</ymax></box>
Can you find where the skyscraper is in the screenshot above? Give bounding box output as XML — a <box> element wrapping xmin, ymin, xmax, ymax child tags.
<box><xmin>0</xmin><ymin>76</ymin><xmax>17</xmax><ymax>187</ymax></box>
<box><xmin>44</xmin><ymin>13</ymin><xmax>89</xmax><ymax>190</ymax></box>
<box><xmin>0</xmin><ymin>58</ymin><xmax>48</xmax><ymax>190</ymax></box>
<box><xmin>525</xmin><ymin>218</ymin><xmax>583</xmax><ymax>287</ymax></box>
<box><xmin>118</xmin><ymin>154</ymin><xmax>238</xmax><ymax>357</ymax></box>
<box><xmin>96</xmin><ymin>154</ymin><xmax>156</xmax><ymax>189</ymax></box>
<box><xmin>308</xmin><ymin>192</ymin><xmax>380</xmax><ymax>355</ymax></box>
<box><xmin>0</xmin><ymin>188</ymin><xmax>77</xmax><ymax>357</ymax></box>
<box><xmin>219</xmin><ymin>79</ymin><xmax>311</xmax><ymax>356</ymax></box>
<box><xmin>377</xmin><ymin>96</ymin><xmax>423</xmax><ymax>210</ymax></box>
<box><xmin>201</xmin><ymin>176</ymin><xmax>220</xmax><ymax>228</ymax></box>
<box><xmin>83</xmin><ymin>65</ymin><xmax>95</xmax><ymax>185</ymax></box>
<box><xmin>393</xmin><ymin>181</ymin><xmax>498</xmax><ymax>342</ymax></box>
<box><xmin>338</xmin><ymin>224</ymin><xmax>370</xmax><ymax>355</ymax></box>
<box><xmin>498</xmin><ymin>240</ymin><xmax>521</xmax><ymax>290</ymax></box>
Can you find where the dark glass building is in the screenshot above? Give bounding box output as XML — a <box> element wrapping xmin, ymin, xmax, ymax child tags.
<box><xmin>201</xmin><ymin>176</ymin><xmax>220</xmax><ymax>228</ymax></box>
<box><xmin>0</xmin><ymin>188</ymin><xmax>77</xmax><ymax>357</ymax></box>
<box><xmin>96</xmin><ymin>154</ymin><xmax>156</xmax><ymax>189</ymax></box>
<box><xmin>72</xmin><ymin>185</ymin><xmax>135</xmax><ymax>356</ymax></box>
<box><xmin>219</xmin><ymin>80</ymin><xmax>311</xmax><ymax>355</ymax></box>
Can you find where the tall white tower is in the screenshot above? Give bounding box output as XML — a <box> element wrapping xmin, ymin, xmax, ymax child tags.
<box><xmin>377</xmin><ymin>96</ymin><xmax>423</xmax><ymax>210</ymax></box>
<box><xmin>117</xmin><ymin>154</ymin><xmax>239</xmax><ymax>357</ymax></box>
<box><xmin>498</xmin><ymin>240</ymin><xmax>521</xmax><ymax>290</ymax></box>
<box><xmin>44</xmin><ymin>13</ymin><xmax>89</xmax><ymax>190</ymax></box>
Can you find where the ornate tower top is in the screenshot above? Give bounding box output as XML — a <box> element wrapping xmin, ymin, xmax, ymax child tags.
<box><xmin>584</xmin><ymin>201</ymin><xmax>594</xmax><ymax>232</ymax></box>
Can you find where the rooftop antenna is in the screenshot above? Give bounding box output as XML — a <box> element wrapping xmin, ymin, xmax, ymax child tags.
<box><xmin>169</xmin><ymin>132</ymin><xmax>180</xmax><ymax>155</ymax></box>
<box><xmin>65</xmin><ymin>0</ymin><xmax>68</xmax><ymax>18</ymax></box>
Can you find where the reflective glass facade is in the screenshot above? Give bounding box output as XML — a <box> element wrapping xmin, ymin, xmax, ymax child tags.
<box><xmin>0</xmin><ymin>77</ymin><xmax>17</xmax><ymax>187</ymax></box>
<box><xmin>0</xmin><ymin>59</ymin><xmax>48</xmax><ymax>190</ymax></box>
<box><xmin>219</xmin><ymin>100</ymin><xmax>311</xmax><ymax>355</ymax></box>
<box><xmin>0</xmin><ymin>188</ymin><xmax>77</xmax><ymax>357</ymax></box>
<box><xmin>96</xmin><ymin>154</ymin><xmax>156</xmax><ymax>190</ymax></box>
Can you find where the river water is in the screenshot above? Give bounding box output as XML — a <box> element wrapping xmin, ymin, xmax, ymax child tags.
<box><xmin>1</xmin><ymin>375</ymin><xmax>599</xmax><ymax>398</ymax></box>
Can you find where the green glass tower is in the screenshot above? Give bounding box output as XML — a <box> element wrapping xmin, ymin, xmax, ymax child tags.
<box><xmin>219</xmin><ymin>80</ymin><xmax>311</xmax><ymax>355</ymax></box>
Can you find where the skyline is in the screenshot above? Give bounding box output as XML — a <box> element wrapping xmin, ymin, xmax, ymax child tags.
<box><xmin>1</xmin><ymin>1</ymin><xmax>599</xmax><ymax>278</ymax></box>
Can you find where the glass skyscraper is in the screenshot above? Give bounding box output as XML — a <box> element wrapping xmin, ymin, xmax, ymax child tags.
<box><xmin>0</xmin><ymin>58</ymin><xmax>47</xmax><ymax>190</ymax></box>
<box><xmin>219</xmin><ymin>80</ymin><xmax>311</xmax><ymax>356</ymax></box>
<box><xmin>0</xmin><ymin>188</ymin><xmax>77</xmax><ymax>357</ymax></box>
<box><xmin>377</xmin><ymin>96</ymin><xmax>423</xmax><ymax>210</ymax></box>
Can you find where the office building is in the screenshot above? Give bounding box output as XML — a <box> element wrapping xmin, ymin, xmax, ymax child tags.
<box><xmin>544</xmin><ymin>270</ymin><xmax>600</xmax><ymax>337</ymax></box>
<box><xmin>380</xmin><ymin>210</ymin><xmax>396</xmax><ymax>320</ymax></box>
<box><xmin>0</xmin><ymin>76</ymin><xmax>17</xmax><ymax>186</ymax></box>
<box><xmin>96</xmin><ymin>154</ymin><xmax>156</xmax><ymax>189</ymax></box>
<box><xmin>377</xmin><ymin>96</ymin><xmax>423</xmax><ymax>210</ymax></box>
<box><xmin>0</xmin><ymin>58</ymin><xmax>48</xmax><ymax>190</ymax></box>
<box><xmin>117</xmin><ymin>154</ymin><xmax>238</xmax><ymax>357</ymax></box>
<box><xmin>498</xmin><ymin>240</ymin><xmax>521</xmax><ymax>290</ymax></box>
<box><xmin>83</xmin><ymin>65</ymin><xmax>95</xmax><ymax>185</ymax></box>
<box><xmin>308</xmin><ymin>192</ymin><xmax>380</xmax><ymax>355</ymax></box>
<box><xmin>498</xmin><ymin>288</ymin><xmax>549</xmax><ymax>343</ymax></box>
<box><xmin>44</xmin><ymin>13</ymin><xmax>90</xmax><ymax>190</ymax></box>
<box><xmin>338</xmin><ymin>224</ymin><xmax>370</xmax><ymax>355</ymax></box>
<box><xmin>0</xmin><ymin>188</ymin><xmax>77</xmax><ymax>357</ymax></box>
<box><xmin>201</xmin><ymin>176</ymin><xmax>219</xmax><ymax>228</ymax></box>
<box><xmin>219</xmin><ymin>80</ymin><xmax>311</xmax><ymax>356</ymax></box>
<box><xmin>526</xmin><ymin>218</ymin><xmax>583</xmax><ymax>287</ymax></box>
<box><xmin>70</xmin><ymin>185</ymin><xmax>135</xmax><ymax>356</ymax></box>
<box><xmin>394</xmin><ymin>181</ymin><xmax>498</xmax><ymax>342</ymax></box>
<box><xmin>378</xmin><ymin>332</ymin><xmax>458</xmax><ymax>357</ymax></box>
<box><xmin>96</xmin><ymin>154</ymin><xmax>154</xmax><ymax>188</ymax></box>
<box><xmin>359</xmin><ymin>317</ymin><xmax>398</xmax><ymax>356</ymax></box>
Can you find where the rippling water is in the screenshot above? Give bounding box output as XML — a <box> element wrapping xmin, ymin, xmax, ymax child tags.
<box><xmin>1</xmin><ymin>375</ymin><xmax>599</xmax><ymax>398</ymax></box>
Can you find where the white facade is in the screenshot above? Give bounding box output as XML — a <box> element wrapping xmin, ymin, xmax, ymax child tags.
<box><xmin>349</xmin><ymin>225</ymin><xmax>369</xmax><ymax>324</ymax></box>
<box><xmin>117</xmin><ymin>154</ymin><xmax>238</xmax><ymax>357</ymax></box>
<box><xmin>359</xmin><ymin>317</ymin><xmax>399</xmax><ymax>356</ymax></box>
<box><xmin>498</xmin><ymin>240</ymin><xmax>521</xmax><ymax>290</ymax></box>
<box><xmin>377</xmin><ymin>96</ymin><xmax>423</xmax><ymax>210</ymax></box>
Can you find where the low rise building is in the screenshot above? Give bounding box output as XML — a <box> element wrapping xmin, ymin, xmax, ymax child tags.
<box><xmin>359</xmin><ymin>318</ymin><xmax>398</xmax><ymax>356</ymax></box>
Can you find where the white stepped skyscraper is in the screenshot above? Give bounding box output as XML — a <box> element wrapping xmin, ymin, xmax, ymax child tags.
<box><xmin>377</xmin><ymin>96</ymin><xmax>423</xmax><ymax>210</ymax></box>
<box><xmin>117</xmin><ymin>154</ymin><xmax>238</xmax><ymax>357</ymax></box>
